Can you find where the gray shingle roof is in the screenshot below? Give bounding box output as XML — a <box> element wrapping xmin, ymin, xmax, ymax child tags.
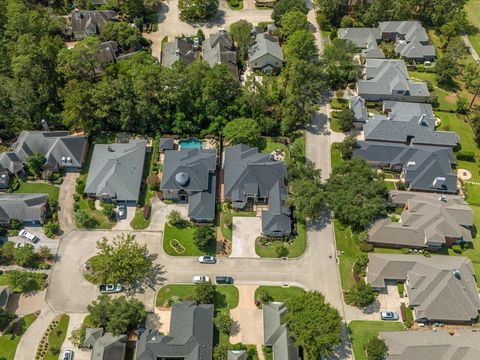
<box><xmin>97</xmin><ymin>41</ymin><xmax>118</xmax><ymax>64</ymax></box>
<box><xmin>12</xmin><ymin>131</ymin><xmax>88</xmax><ymax>170</ymax></box>
<box><xmin>248</xmin><ymin>33</ymin><xmax>284</xmax><ymax>62</ymax></box>
<box><xmin>349</xmin><ymin>96</ymin><xmax>368</xmax><ymax>123</ymax></box>
<box><xmin>358</xmin><ymin>59</ymin><xmax>429</xmax><ymax>100</ymax></box>
<box><xmin>91</xmin><ymin>333</ymin><xmax>127</xmax><ymax>360</ymax></box>
<box><xmin>0</xmin><ymin>193</ymin><xmax>48</xmax><ymax>224</ymax></box>
<box><xmin>159</xmin><ymin>138</ymin><xmax>174</xmax><ymax>151</ymax></box>
<box><xmin>228</xmin><ymin>350</ymin><xmax>247</xmax><ymax>360</ymax></box>
<box><xmin>379</xmin><ymin>21</ymin><xmax>429</xmax><ymax>43</ymax></box>
<box><xmin>0</xmin><ymin>286</ymin><xmax>11</xmax><ymax>308</ymax></box>
<box><xmin>202</xmin><ymin>31</ymin><xmax>238</xmax><ymax>79</ymax></box>
<box><xmin>84</xmin><ymin>140</ymin><xmax>146</xmax><ymax>203</ymax></box>
<box><xmin>0</xmin><ymin>152</ymin><xmax>23</xmax><ymax>175</ymax></box>
<box><xmin>353</xmin><ymin>141</ymin><xmax>457</xmax><ymax>193</ymax></box>
<box><xmin>162</xmin><ymin>38</ymin><xmax>196</xmax><ymax>68</ymax></box>
<box><xmin>135</xmin><ymin>301</ymin><xmax>214</xmax><ymax>360</ymax></box>
<box><xmin>263</xmin><ymin>302</ymin><xmax>300</xmax><ymax>360</ymax></box>
<box><xmin>338</xmin><ymin>28</ymin><xmax>381</xmax><ymax>49</ymax></box>
<box><xmin>71</xmin><ymin>10</ymin><xmax>117</xmax><ymax>40</ymax></box>
<box><xmin>383</xmin><ymin>101</ymin><xmax>434</xmax><ymax>118</ymax></box>
<box><xmin>380</xmin><ymin>330</ymin><xmax>480</xmax><ymax>360</ymax></box>
<box><xmin>368</xmin><ymin>191</ymin><xmax>472</xmax><ymax>248</ymax></box>
<box><xmin>83</xmin><ymin>328</ymin><xmax>104</xmax><ymax>348</ymax></box>
<box><xmin>0</xmin><ymin>170</ymin><xmax>10</xmax><ymax>188</ymax></box>
<box><xmin>396</xmin><ymin>39</ymin><xmax>436</xmax><ymax>60</ymax></box>
<box><xmin>224</xmin><ymin>144</ymin><xmax>291</xmax><ymax>236</ymax></box>
<box><xmin>367</xmin><ymin>254</ymin><xmax>480</xmax><ymax>322</ymax></box>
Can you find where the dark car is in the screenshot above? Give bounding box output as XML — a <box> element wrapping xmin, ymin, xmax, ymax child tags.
<box><xmin>216</xmin><ymin>276</ymin><xmax>233</xmax><ymax>284</ymax></box>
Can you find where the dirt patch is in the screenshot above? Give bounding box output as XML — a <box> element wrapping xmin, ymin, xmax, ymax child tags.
<box><xmin>458</xmin><ymin>169</ymin><xmax>472</xmax><ymax>181</ymax></box>
<box><xmin>445</xmin><ymin>93</ymin><xmax>458</xmax><ymax>104</ymax></box>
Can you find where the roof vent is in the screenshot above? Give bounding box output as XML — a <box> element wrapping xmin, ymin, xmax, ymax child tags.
<box><xmin>67</xmin><ymin>157</ymin><xmax>72</xmax><ymax>163</ymax></box>
<box><xmin>452</xmin><ymin>269</ymin><xmax>461</xmax><ymax>279</ymax></box>
<box><xmin>406</xmin><ymin>161</ymin><xmax>416</xmax><ymax>167</ymax></box>
<box><xmin>1</xmin><ymin>174</ymin><xmax>5</xmax><ymax>179</ymax></box>
<box><xmin>62</xmin><ymin>156</ymin><xmax>66</xmax><ymax>163</ymax></box>
<box><xmin>439</xmin><ymin>195</ymin><xmax>447</xmax><ymax>202</ymax></box>
<box><xmin>433</xmin><ymin>176</ymin><xmax>446</xmax><ymax>187</ymax></box>
<box><xmin>175</xmin><ymin>172</ymin><xmax>189</xmax><ymax>186</ymax></box>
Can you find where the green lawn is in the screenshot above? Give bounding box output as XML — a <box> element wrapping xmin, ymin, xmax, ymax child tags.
<box><xmin>131</xmin><ymin>209</ymin><xmax>150</xmax><ymax>229</ymax></box>
<box><xmin>255</xmin><ymin>223</ymin><xmax>307</xmax><ymax>258</ymax></box>
<box><xmin>254</xmin><ymin>286</ymin><xmax>305</xmax><ymax>303</ymax></box>
<box><xmin>44</xmin><ymin>314</ymin><xmax>70</xmax><ymax>360</ymax></box>
<box><xmin>466</xmin><ymin>0</ymin><xmax>480</xmax><ymax>56</ymax></box>
<box><xmin>348</xmin><ymin>321</ymin><xmax>404</xmax><ymax>360</ymax></box>
<box><xmin>163</xmin><ymin>224</ymin><xmax>215</xmax><ymax>256</ymax></box>
<box><xmin>15</xmin><ymin>181</ymin><xmax>59</xmax><ymax>202</ymax></box>
<box><xmin>330</xmin><ymin>116</ymin><xmax>343</xmax><ymax>133</ymax></box>
<box><xmin>384</xmin><ymin>181</ymin><xmax>396</xmax><ymax>190</ymax></box>
<box><xmin>334</xmin><ymin>220</ymin><xmax>359</xmax><ymax>290</ymax></box>
<box><xmin>262</xmin><ymin>137</ymin><xmax>290</xmax><ymax>161</ymax></box>
<box><xmin>0</xmin><ymin>313</ymin><xmax>38</xmax><ymax>360</ymax></box>
<box><xmin>76</xmin><ymin>194</ymin><xmax>114</xmax><ymax>229</ymax></box>
<box><xmin>0</xmin><ymin>272</ymin><xmax>48</xmax><ymax>292</ymax></box>
<box><xmin>156</xmin><ymin>284</ymin><xmax>239</xmax><ymax>310</ymax></box>
<box><xmin>219</xmin><ymin>204</ymin><xmax>256</xmax><ymax>241</ymax></box>
<box><xmin>331</xmin><ymin>143</ymin><xmax>344</xmax><ymax>170</ymax></box>
<box><xmin>409</xmin><ymin>71</ymin><xmax>457</xmax><ymax>111</ymax></box>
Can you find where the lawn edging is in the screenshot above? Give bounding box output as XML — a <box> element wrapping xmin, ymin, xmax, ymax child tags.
<box><xmin>0</xmin><ymin>312</ymin><xmax>39</xmax><ymax>360</ymax></box>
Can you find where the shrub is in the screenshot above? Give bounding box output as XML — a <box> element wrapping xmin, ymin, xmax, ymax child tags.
<box><xmin>43</xmin><ymin>222</ymin><xmax>59</xmax><ymax>238</ymax></box>
<box><xmin>146</xmin><ymin>175</ymin><xmax>160</xmax><ymax>191</ymax></box>
<box><xmin>87</xmin><ymin>198</ymin><xmax>95</xmax><ymax>210</ymax></box>
<box><xmin>228</xmin><ymin>0</ymin><xmax>239</xmax><ymax>6</ymax></box>
<box><xmin>452</xmin><ymin>244</ymin><xmax>463</xmax><ymax>253</ymax></box>
<box><xmin>75</xmin><ymin>179</ymin><xmax>85</xmax><ymax>194</ymax></box>
<box><xmin>335</xmin><ymin>89</ymin><xmax>344</xmax><ymax>98</ymax></box>
<box><xmin>258</xmin><ymin>290</ymin><xmax>273</xmax><ymax>304</ymax></box>
<box><xmin>275</xmin><ymin>244</ymin><xmax>289</xmax><ymax>258</ymax></box>
<box><xmin>344</xmin><ymin>281</ymin><xmax>376</xmax><ymax>307</ymax></box>
<box><xmin>214</xmin><ymin>312</ymin><xmax>233</xmax><ymax>334</ymax></box>
<box><xmin>457</xmin><ymin>150</ymin><xmax>475</xmax><ymax>161</ymax></box>
<box><xmin>401</xmin><ymin>247</ymin><xmax>410</xmax><ymax>254</ymax></box>
<box><xmin>193</xmin><ymin>226</ymin><xmax>215</xmax><ymax>251</ymax></box>
<box><xmin>167</xmin><ymin>210</ymin><xmax>186</xmax><ymax>228</ymax></box>
<box><xmin>9</xmin><ymin>219</ymin><xmax>22</xmax><ymax>231</ymax></box>
<box><xmin>101</xmin><ymin>202</ymin><xmax>116</xmax><ymax>220</ymax></box>
<box><xmin>352</xmin><ymin>253</ymin><xmax>369</xmax><ymax>275</ymax></box>
<box><xmin>358</xmin><ymin>241</ymin><xmax>373</xmax><ymax>252</ymax></box>
<box><xmin>365</xmin><ymin>336</ymin><xmax>388</xmax><ymax>360</ymax></box>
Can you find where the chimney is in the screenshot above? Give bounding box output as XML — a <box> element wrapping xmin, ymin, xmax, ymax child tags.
<box><xmin>41</xmin><ymin>119</ymin><xmax>49</xmax><ymax>131</ymax></box>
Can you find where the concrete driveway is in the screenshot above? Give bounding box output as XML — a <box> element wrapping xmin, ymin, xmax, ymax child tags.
<box><xmin>58</xmin><ymin>172</ymin><xmax>79</xmax><ymax>233</ymax></box>
<box><xmin>148</xmin><ymin>197</ymin><xmax>188</xmax><ymax>231</ymax></box>
<box><xmin>7</xmin><ymin>290</ymin><xmax>46</xmax><ymax>316</ymax></box>
<box><xmin>230</xmin><ymin>217</ymin><xmax>261</xmax><ymax>258</ymax></box>
<box><xmin>60</xmin><ymin>313</ymin><xmax>91</xmax><ymax>360</ymax></box>
<box><xmin>9</xmin><ymin>225</ymin><xmax>59</xmax><ymax>253</ymax></box>
<box><xmin>229</xmin><ymin>285</ymin><xmax>263</xmax><ymax>345</ymax></box>
<box><xmin>113</xmin><ymin>205</ymin><xmax>137</xmax><ymax>230</ymax></box>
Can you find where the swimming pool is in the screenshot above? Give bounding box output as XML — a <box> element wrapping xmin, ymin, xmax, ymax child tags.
<box><xmin>179</xmin><ymin>138</ymin><xmax>204</xmax><ymax>149</ymax></box>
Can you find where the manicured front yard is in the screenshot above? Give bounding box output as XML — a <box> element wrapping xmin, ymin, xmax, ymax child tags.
<box><xmin>409</xmin><ymin>71</ymin><xmax>457</xmax><ymax>111</ymax></box>
<box><xmin>156</xmin><ymin>284</ymin><xmax>239</xmax><ymax>310</ymax></box>
<box><xmin>219</xmin><ymin>204</ymin><xmax>256</xmax><ymax>241</ymax></box>
<box><xmin>466</xmin><ymin>0</ymin><xmax>480</xmax><ymax>55</ymax></box>
<box><xmin>163</xmin><ymin>224</ymin><xmax>215</xmax><ymax>256</ymax></box>
<box><xmin>348</xmin><ymin>321</ymin><xmax>404</xmax><ymax>360</ymax></box>
<box><xmin>0</xmin><ymin>313</ymin><xmax>38</xmax><ymax>360</ymax></box>
<box><xmin>254</xmin><ymin>286</ymin><xmax>305</xmax><ymax>303</ymax></box>
<box><xmin>255</xmin><ymin>223</ymin><xmax>307</xmax><ymax>258</ymax></box>
<box><xmin>334</xmin><ymin>220</ymin><xmax>359</xmax><ymax>290</ymax></box>
<box><xmin>44</xmin><ymin>314</ymin><xmax>70</xmax><ymax>360</ymax></box>
<box><xmin>0</xmin><ymin>271</ymin><xmax>48</xmax><ymax>292</ymax></box>
<box><xmin>15</xmin><ymin>181</ymin><xmax>60</xmax><ymax>202</ymax></box>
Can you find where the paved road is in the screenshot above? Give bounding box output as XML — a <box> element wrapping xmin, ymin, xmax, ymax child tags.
<box><xmin>462</xmin><ymin>34</ymin><xmax>480</xmax><ymax>62</ymax></box>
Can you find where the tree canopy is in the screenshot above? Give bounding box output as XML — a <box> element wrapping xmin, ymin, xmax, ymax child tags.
<box><xmin>178</xmin><ymin>0</ymin><xmax>219</xmax><ymax>21</ymax></box>
<box><xmin>272</xmin><ymin>0</ymin><xmax>308</xmax><ymax>23</ymax></box>
<box><xmin>365</xmin><ymin>336</ymin><xmax>388</xmax><ymax>360</ymax></box>
<box><xmin>230</xmin><ymin>20</ymin><xmax>253</xmax><ymax>62</ymax></box>
<box><xmin>223</xmin><ymin>118</ymin><xmax>262</xmax><ymax>148</ymax></box>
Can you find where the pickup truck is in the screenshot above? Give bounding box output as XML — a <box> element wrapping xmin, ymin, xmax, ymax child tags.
<box><xmin>99</xmin><ymin>284</ymin><xmax>123</xmax><ymax>294</ymax></box>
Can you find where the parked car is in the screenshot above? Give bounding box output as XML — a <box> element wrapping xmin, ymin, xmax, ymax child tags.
<box><xmin>192</xmin><ymin>275</ymin><xmax>210</xmax><ymax>284</ymax></box>
<box><xmin>380</xmin><ymin>311</ymin><xmax>399</xmax><ymax>321</ymax></box>
<box><xmin>118</xmin><ymin>205</ymin><xmax>126</xmax><ymax>219</ymax></box>
<box><xmin>19</xmin><ymin>229</ymin><xmax>39</xmax><ymax>243</ymax></box>
<box><xmin>99</xmin><ymin>284</ymin><xmax>123</xmax><ymax>294</ymax></box>
<box><xmin>198</xmin><ymin>256</ymin><xmax>216</xmax><ymax>264</ymax></box>
<box><xmin>216</xmin><ymin>276</ymin><xmax>234</xmax><ymax>284</ymax></box>
<box><xmin>62</xmin><ymin>349</ymin><xmax>73</xmax><ymax>360</ymax></box>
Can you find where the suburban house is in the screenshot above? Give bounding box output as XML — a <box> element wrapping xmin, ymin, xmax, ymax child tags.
<box><xmin>349</xmin><ymin>96</ymin><xmax>369</xmax><ymax>128</ymax></box>
<box><xmin>162</xmin><ymin>38</ymin><xmax>196</xmax><ymax>68</ymax></box>
<box><xmin>69</xmin><ymin>10</ymin><xmax>117</xmax><ymax>40</ymax></box>
<box><xmin>202</xmin><ymin>31</ymin><xmax>239</xmax><ymax>79</ymax></box>
<box><xmin>357</xmin><ymin>59</ymin><xmax>429</xmax><ymax>102</ymax></box>
<box><xmin>224</xmin><ymin>144</ymin><xmax>292</xmax><ymax>238</ymax></box>
<box><xmin>160</xmin><ymin>148</ymin><xmax>217</xmax><ymax>222</ymax></box>
<box><xmin>228</xmin><ymin>350</ymin><xmax>247</xmax><ymax>359</ymax></box>
<box><xmin>379</xmin><ymin>21</ymin><xmax>436</xmax><ymax>62</ymax></box>
<box><xmin>84</xmin><ymin>140</ymin><xmax>147</xmax><ymax>205</ymax></box>
<box><xmin>353</xmin><ymin>142</ymin><xmax>457</xmax><ymax>193</ymax></box>
<box><xmin>135</xmin><ymin>301</ymin><xmax>214</xmax><ymax>360</ymax></box>
<box><xmin>0</xmin><ymin>152</ymin><xmax>24</xmax><ymax>177</ymax></box>
<box><xmin>367</xmin><ymin>253</ymin><xmax>480</xmax><ymax>324</ymax></box>
<box><xmin>0</xmin><ymin>194</ymin><xmax>49</xmax><ymax>225</ymax></box>
<box><xmin>263</xmin><ymin>302</ymin><xmax>300</xmax><ymax>360</ymax></box>
<box><xmin>338</xmin><ymin>27</ymin><xmax>385</xmax><ymax>59</ymax></box>
<box><xmin>380</xmin><ymin>330</ymin><xmax>480</xmax><ymax>359</ymax></box>
<box><xmin>248</xmin><ymin>33</ymin><xmax>284</xmax><ymax>72</ymax></box>
<box><xmin>368</xmin><ymin>191</ymin><xmax>473</xmax><ymax>249</ymax></box>
<box><xmin>0</xmin><ymin>286</ymin><xmax>11</xmax><ymax>309</ymax></box>
<box><xmin>11</xmin><ymin>130</ymin><xmax>89</xmax><ymax>172</ymax></box>
<box><xmin>83</xmin><ymin>328</ymin><xmax>127</xmax><ymax>360</ymax></box>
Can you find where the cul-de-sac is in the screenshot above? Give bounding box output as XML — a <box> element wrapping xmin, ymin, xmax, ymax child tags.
<box><xmin>1</xmin><ymin>0</ymin><xmax>480</xmax><ymax>359</ymax></box>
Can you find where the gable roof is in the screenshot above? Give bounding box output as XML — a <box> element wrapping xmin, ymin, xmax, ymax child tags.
<box><xmin>0</xmin><ymin>152</ymin><xmax>23</xmax><ymax>174</ymax></box>
<box><xmin>84</xmin><ymin>328</ymin><xmax>104</xmax><ymax>348</ymax></box>
<box><xmin>379</xmin><ymin>21</ymin><xmax>429</xmax><ymax>43</ymax></box>
<box><xmin>263</xmin><ymin>302</ymin><xmax>300</xmax><ymax>360</ymax></box>
<box><xmin>353</xmin><ymin>141</ymin><xmax>457</xmax><ymax>193</ymax></box>
<box><xmin>338</xmin><ymin>27</ymin><xmax>381</xmax><ymax>48</ymax></box>
<box><xmin>84</xmin><ymin>140</ymin><xmax>146</xmax><ymax>202</ymax></box>
<box><xmin>350</xmin><ymin>96</ymin><xmax>368</xmax><ymax>123</ymax></box>
<box><xmin>380</xmin><ymin>330</ymin><xmax>480</xmax><ymax>360</ymax></box>
<box><xmin>91</xmin><ymin>332</ymin><xmax>127</xmax><ymax>360</ymax></box>
<box><xmin>368</xmin><ymin>191</ymin><xmax>472</xmax><ymax>248</ymax></box>
<box><xmin>162</xmin><ymin>38</ymin><xmax>196</xmax><ymax>68</ymax></box>
<box><xmin>248</xmin><ymin>33</ymin><xmax>284</xmax><ymax>63</ymax></box>
<box><xmin>202</xmin><ymin>31</ymin><xmax>238</xmax><ymax>79</ymax></box>
<box><xmin>71</xmin><ymin>10</ymin><xmax>117</xmax><ymax>39</ymax></box>
<box><xmin>159</xmin><ymin>138</ymin><xmax>174</xmax><ymax>151</ymax></box>
<box><xmin>97</xmin><ymin>41</ymin><xmax>118</xmax><ymax>64</ymax></box>
<box><xmin>367</xmin><ymin>254</ymin><xmax>480</xmax><ymax>322</ymax></box>
<box><xmin>358</xmin><ymin>59</ymin><xmax>429</xmax><ymax>99</ymax></box>
<box><xmin>383</xmin><ymin>101</ymin><xmax>434</xmax><ymax>118</ymax></box>
<box><xmin>0</xmin><ymin>286</ymin><xmax>11</xmax><ymax>308</ymax></box>
<box><xmin>0</xmin><ymin>194</ymin><xmax>48</xmax><ymax>223</ymax></box>
<box><xmin>135</xmin><ymin>301</ymin><xmax>214</xmax><ymax>360</ymax></box>
<box><xmin>228</xmin><ymin>350</ymin><xmax>247</xmax><ymax>360</ymax></box>
<box><xmin>396</xmin><ymin>39</ymin><xmax>435</xmax><ymax>60</ymax></box>
<box><xmin>12</xmin><ymin>131</ymin><xmax>88</xmax><ymax>170</ymax></box>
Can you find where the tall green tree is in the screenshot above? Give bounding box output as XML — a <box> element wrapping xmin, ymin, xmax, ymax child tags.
<box><xmin>365</xmin><ymin>336</ymin><xmax>388</xmax><ymax>360</ymax></box>
<box><xmin>284</xmin><ymin>30</ymin><xmax>318</xmax><ymax>62</ymax></box>
<box><xmin>26</xmin><ymin>153</ymin><xmax>46</xmax><ymax>177</ymax></box>
<box><xmin>178</xmin><ymin>0</ymin><xmax>219</xmax><ymax>21</ymax></box>
<box><xmin>102</xmin><ymin>21</ymin><xmax>147</xmax><ymax>51</ymax></box>
<box><xmin>230</xmin><ymin>20</ymin><xmax>253</xmax><ymax>62</ymax></box>
<box><xmin>194</xmin><ymin>281</ymin><xmax>216</xmax><ymax>304</ymax></box>
<box><xmin>272</xmin><ymin>0</ymin><xmax>308</xmax><ymax>23</ymax></box>
<box><xmin>223</xmin><ymin>118</ymin><xmax>262</xmax><ymax>148</ymax></box>
<box><xmin>57</xmin><ymin>36</ymin><xmax>101</xmax><ymax>81</ymax></box>
<box><xmin>313</xmin><ymin>0</ymin><xmax>349</xmax><ymax>27</ymax></box>
<box><xmin>279</xmin><ymin>10</ymin><xmax>309</xmax><ymax>39</ymax></box>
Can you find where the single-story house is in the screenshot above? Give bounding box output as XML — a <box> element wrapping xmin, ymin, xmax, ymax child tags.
<box><xmin>160</xmin><ymin>148</ymin><xmax>217</xmax><ymax>222</ymax></box>
<box><xmin>84</xmin><ymin>140</ymin><xmax>147</xmax><ymax>205</ymax></box>
<box><xmin>224</xmin><ymin>144</ymin><xmax>291</xmax><ymax>238</ymax></box>
<box><xmin>380</xmin><ymin>330</ymin><xmax>480</xmax><ymax>359</ymax></box>
<box><xmin>368</xmin><ymin>191</ymin><xmax>473</xmax><ymax>249</ymax></box>
<box><xmin>248</xmin><ymin>33</ymin><xmax>284</xmax><ymax>72</ymax></box>
<box><xmin>367</xmin><ymin>253</ymin><xmax>480</xmax><ymax>324</ymax></box>
<box><xmin>202</xmin><ymin>30</ymin><xmax>239</xmax><ymax>80</ymax></box>
<box><xmin>396</xmin><ymin>39</ymin><xmax>436</xmax><ymax>63</ymax></box>
<box><xmin>136</xmin><ymin>301</ymin><xmax>214</xmax><ymax>360</ymax></box>
<box><xmin>263</xmin><ymin>302</ymin><xmax>300</xmax><ymax>360</ymax></box>
<box><xmin>11</xmin><ymin>131</ymin><xmax>89</xmax><ymax>172</ymax></box>
<box><xmin>83</xmin><ymin>329</ymin><xmax>127</xmax><ymax>360</ymax></box>
<box><xmin>357</xmin><ymin>59</ymin><xmax>429</xmax><ymax>102</ymax></box>
<box><xmin>70</xmin><ymin>10</ymin><xmax>117</xmax><ymax>40</ymax></box>
<box><xmin>353</xmin><ymin>141</ymin><xmax>457</xmax><ymax>193</ymax></box>
<box><xmin>0</xmin><ymin>286</ymin><xmax>11</xmax><ymax>309</ymax></box>
<box><xmin>0</xmin><ymin>193</ymin><xmax>48</xmax><ymax>225</ymax></box>
<box><xmin>162</xmin><ymin>38</ymin><xmax>196</xmax><ymax>68</ymax></box>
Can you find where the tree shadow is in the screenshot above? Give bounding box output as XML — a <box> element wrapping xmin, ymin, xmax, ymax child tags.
<box><xmin>230</xmin><ymin>320</ymin><xmax>240</xmax><ymax>336</ymax></box>
<box><xmin>306</xmin><ymin>208</ymin><xmax>332</xmax><ymax>231</ymax></box>
<box><xmin>214</xmin><ymin>291</ymin><xmax>228</xmax><ymax>310</ymax></box>
<box><xmin>126</xmin><ymin>259</ymin><xmax>167</xmax><ymax>296</ymax></box>
<box><xmin>362</xmin><ymin>299</ymin><xmax>381</xmax><ymax>314</ymax></box>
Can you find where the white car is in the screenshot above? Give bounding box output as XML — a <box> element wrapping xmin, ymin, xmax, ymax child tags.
<box><xmin>198</xmin><ymin>256</ymin><xmax>216</xmax><ymax>264</ymax></box>
<box><xmin>117</xmin><ymin>205</ymin><xmax>126</xmax><ymax>219</ymax></box>
<box><xmin>62</xmin><ymin>349</ymin><xmax>73</xmax><ymax>360</ymax></box>
<box><xmin>18</xmin><ymin>229</ymin><xmax>39</xmax><ymax>243</ymax></box>
<box><xmin>192</xmin><ymin>275</ymin><xmax>210</xmax><ymax>284</ymax></box>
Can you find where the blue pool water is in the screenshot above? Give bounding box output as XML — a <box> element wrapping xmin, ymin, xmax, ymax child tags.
<box><xmin>179</xmin><ymin>138</ymin><xmax>204</xmax><ymax>149</ymax></box>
